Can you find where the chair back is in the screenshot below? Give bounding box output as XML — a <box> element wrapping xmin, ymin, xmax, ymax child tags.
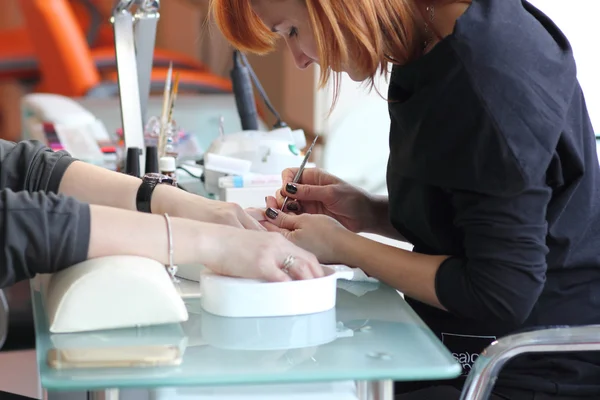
<box><xmin>19</xmin><ymin>0</ymin><xmax>101</xmax><ymax>96</ymax></box>
<box><xmin>69</xmin><ymin>0</ymin><xmax>115</xmax><ymax>47</ymax></box>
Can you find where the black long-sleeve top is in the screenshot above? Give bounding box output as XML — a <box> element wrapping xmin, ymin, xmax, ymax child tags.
<box><xmin>387</xmin><ymin>0</ymin><xmax>600</xmax><ymax>395</ymax></box>
<box><xmin>0</xmin><ymin>140</ymin><xmax>90</xmax><ymax>288</ymax></box>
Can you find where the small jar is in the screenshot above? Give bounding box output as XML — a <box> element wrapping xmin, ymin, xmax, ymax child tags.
<box><xmin>159</xmin><ymin>156</ymin><xmax>177</xmax><ymax>186</ymax></box>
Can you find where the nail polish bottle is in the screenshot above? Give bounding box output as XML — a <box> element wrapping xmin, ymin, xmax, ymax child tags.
<box><xmin>125</xmin><ymin>147</ymin><xmax>141</xmax><ymax>177</ymax></box>
<box><xmin>159</xmin><ymin>156</ymin><xmax>178</xmax><ymax>186</ymax></box>
<box><xmin>145</xmin><ymin>145</ymin><xmax>159</xmax><ymax>174</ymax></box>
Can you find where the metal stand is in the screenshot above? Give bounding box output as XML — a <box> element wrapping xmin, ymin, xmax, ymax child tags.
<box><xmin>87</xmin><ymin>389</ymin><xmax>120</xmax><ymax>400</ymax></box>
<box><xmin>111</xmin><ymin>0</ymin><xmax>161</xmax><ymax>173</ymax></box>
<box><xmin>357</xmin><ymin>380</ymin><xmax>394</xmax><ymax>400</ymax></box>
<box><xmin>0</xmin><ymin>289</ymin><xmax>8</xmax><ymax>350</ymax></box>
<box><xmin>48</xmin><ymin>382</ymin><xmax>393</xmax><ymax>399</ymax></box>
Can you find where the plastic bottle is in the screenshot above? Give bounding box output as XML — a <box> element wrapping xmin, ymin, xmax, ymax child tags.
<box><xmin>159</xmin><ymin>156</ymin><xmax>177</xmax><ymax>185</ymax></box>
<box><xmin>145</xmin><ymin>145</ymin><xmax>159</xmax><ymax>174</ymax></box>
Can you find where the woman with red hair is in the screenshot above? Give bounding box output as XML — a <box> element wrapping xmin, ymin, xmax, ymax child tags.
<box><xmin>211</xmin><ymin>0</ymin><xmax>600</xmax><ymax>399</ymax></box>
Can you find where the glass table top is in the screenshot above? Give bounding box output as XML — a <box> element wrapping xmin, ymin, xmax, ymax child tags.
<box><xmin>31</xmin><ymin>279</ymin><xmax>461</xmax><ymax>391</ymax></box>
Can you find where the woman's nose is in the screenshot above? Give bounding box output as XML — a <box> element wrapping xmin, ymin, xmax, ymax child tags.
<box><xmin>288</xmin><ymin>44</ymin><xmax>313</xmax><ymax>70</ymax></box>
<box><xmin>295</xmin><ymin>54</ymin><xmax>313</xmax><ymax>69</ymax></box>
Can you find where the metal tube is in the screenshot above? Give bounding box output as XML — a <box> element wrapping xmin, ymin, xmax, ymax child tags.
<box><xmin>133</xmin><ymin>1</ymin><xmax>159</xmax><ymax>125</ymax></box>
<box><xmin>87</xmin><ymin>389</ymin><xmax>119</xmax><ymax>400</ymax></box>
<box><xmin>0</xmin><ymin>289</ymin><xmax>8</xmax><ymax>350</ymax></box>
<box><xmin>111</xmin><ymin>0</ymin><xmax>162</xmax><ymax>173</ymax></box>
<box><xmin>357</xmin><ymin>380</ymin><xmax>394</xmax><ymax>400</ymax></box>
<box><xmin>113</xmin><ymin>0</ymin><xmax>136</xmax><ymax>14</ymax></box>
<box><xmin>460</xmin><ymin>325</ymin><xmax>600</xmax><ymax>400</ymax></box>
<box><xmin>112</xmin><ymin>7</ymin><xmax>146</xmax><ymax>171</ymax></box>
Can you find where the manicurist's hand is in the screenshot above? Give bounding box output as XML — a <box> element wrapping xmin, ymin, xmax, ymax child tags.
<box><xmin>258</xmin><ymin>200</ymin><xmax>351</xmax><ymax>264</ymax></box>
<box><xmin>153</xmin><ymin>185</ymin><xmax>266</xmax><ymax>231</ymax></box>
<box><xmin>275</xmin><ymin>167</ymin><xmax>375</xmax><ymax>233</ymax></box>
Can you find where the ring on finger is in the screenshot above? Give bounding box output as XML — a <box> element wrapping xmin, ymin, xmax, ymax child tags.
<box><xmin>281</xmin><ymin>255</ymin><xmax>296</xmax><ymax>274</ymax></box>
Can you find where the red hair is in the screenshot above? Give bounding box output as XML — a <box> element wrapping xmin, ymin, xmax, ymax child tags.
<box><xmin>210</xmin><ymin>0</ymin><xmax>446</xmax><ymax>105</ymax></box>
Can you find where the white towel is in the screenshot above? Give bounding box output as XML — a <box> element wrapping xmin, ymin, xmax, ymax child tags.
<box><xmin>327</xmin><ymin>264</ymin><xmax>380</xmax><ymax>297</ymax></box>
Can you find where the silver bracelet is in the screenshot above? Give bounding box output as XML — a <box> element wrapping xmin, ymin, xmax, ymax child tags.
<box><xmin>163</xmin><ymin>213</ymin><xmax>178</xmax><ymax>281</ymax></box>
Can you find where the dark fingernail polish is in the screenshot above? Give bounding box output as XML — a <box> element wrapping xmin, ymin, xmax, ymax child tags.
<box><xmin>266</xmin><ymin>207</ymin><xmax>279</xmax><ymax>219</ymax></box>
<box><xmin>286</xmin><ymin>183</ymin><xmax>298</xmax><ymax>194</ymax></box>
<box><xmin>286</xmin><ymin>202</ymin><xmax>299</xmax><ymax>211</ymax></box>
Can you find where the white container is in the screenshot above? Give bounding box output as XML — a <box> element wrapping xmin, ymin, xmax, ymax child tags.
<box><xmin>199</xmin><ymin>308</ymin><xmax>337</xmax><ymax>350</ymax></box>
<box><xmin>200</xmin><ymin>266</ymin><xmax>354</xmax><ymax>318</ymax></box>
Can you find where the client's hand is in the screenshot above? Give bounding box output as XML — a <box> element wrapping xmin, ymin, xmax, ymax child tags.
<box><xmin>274</xmin><ymin>168</ymin><xmax>373</xmax><ymax>233</ymax></box>
<box><xmin>258</xmin><ymin>203</ymin><xmax>351</xmax><ymax>264</ymax></box>
<box><xmin>207</xmin><ymin>227</ymin><xmax>325</xmax><ymax>282</ymax></box>
<box><xmin>153</xmin><ymin>186</ymin><xmax>265</xmax><ymax>231</ymax></box>
<box><xmin>86</xmin><ymin>205</ymin><xmax>324</xmax><ymax>284</ymax></box>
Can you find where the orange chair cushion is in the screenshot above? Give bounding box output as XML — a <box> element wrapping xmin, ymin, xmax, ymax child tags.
<box><xmin>91</xmin><ymin>46</ymin><xmax>209</xmax><ymax>72</ymax></box>
<box><xmin>0</xmin><ymin>28</ymin><xmax>38</xmax><ymax>80</ymax></box>
<box><xmin>103</xmin><ymin>68</ymin><xmax>268</xmax><ymax>121</ymax></box>
<box><xmin>103</xmin><ymin>68</ymin><xmax>233</xmax><ymax>93</ymax></box>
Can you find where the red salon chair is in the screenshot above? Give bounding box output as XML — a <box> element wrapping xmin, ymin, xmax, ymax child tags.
<box><xmin>0</xmin><ymin>0</ymin><xmax>209</xmax><ymax>85</ymax></box>
<box><xmin>68</xmin><ymin>0</ymin><xmax>210</xmax><ymax>73</ymax></box>
<box><xmin>18</xmin><ymin>0</ymin><xmax>233</xmax><ymax>97</ymax></box>
<box><xmin>0</xmin><ymin>2</ymin><xmax>210</xmax><ymax>86</ymax></box>
<box><xmin>0</xmin><ymin>28</ymin><xmax>39</xmax><ymax>83</ymax></box>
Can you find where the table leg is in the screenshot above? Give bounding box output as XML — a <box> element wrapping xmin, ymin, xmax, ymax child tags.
<box><xmin>357</xmin><ymin>380</ymin><xmax>394</xmax><ymax>400</ymax></box>
<box><xmin>87</xmin><ymin>389</ymin><xmax>120</xmax><ymax>400</ymax></box>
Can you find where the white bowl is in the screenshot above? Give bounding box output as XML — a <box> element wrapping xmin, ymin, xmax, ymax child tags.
<box><xmin>199</xmin><ymin>308</ymin><xmax>338</xmax><ymax>350</ymax></box>
<box><xmin>200</xmin><ymin>266</ymin><xmax>354</xmax><ymax>318</ymax></box>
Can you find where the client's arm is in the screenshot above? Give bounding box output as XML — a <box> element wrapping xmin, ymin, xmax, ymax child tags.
<box><xmin>0</xmin><ymin>140</ymin><xmax>321</xmax><ymax>288</ymax></box>
<box><xmin>59</xmin><ymin>158</ymin><xmax>264</xmax><ymax>230</ymax></box>
<box><xmin>0</xmin><ymin>139</ymin><xmax>263</xmax><ymax>230</ymax></box>
<box><xmin>0</xmin><ymin>190</ymin><xmax>321</xmax><ymax>288</ymax></box>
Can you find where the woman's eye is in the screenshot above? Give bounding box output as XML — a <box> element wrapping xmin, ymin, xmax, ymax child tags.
<box><xmin>288</xmin><ymin>27</ymin><xmax>298</xmax><ymax>38</ymax></box>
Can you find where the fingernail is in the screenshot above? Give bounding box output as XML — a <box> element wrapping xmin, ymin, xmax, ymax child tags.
<box><xmin>266</xmin><ymin>207</ymin><xmax>279</xmax><ymax>219</ymax></box>
<box><xmin>286</xmin><ymin>202</ymin><xmax>298</xmax><ymax>211</ymax></box>
<box><xmin>285</xmin><ymin>183</ymin><xmax>298</xmax><ymax>194</ymax></box>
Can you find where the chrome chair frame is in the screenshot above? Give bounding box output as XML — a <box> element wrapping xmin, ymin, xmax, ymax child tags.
<box><xmin>0</xmin><ymin>289</ymin><xmax>8</xmax><ymax>349</ymax></box>
<box><xmin>459</xmin><ymin>325</ymin><xmax>600</xmax><ymax>399</ymax></box>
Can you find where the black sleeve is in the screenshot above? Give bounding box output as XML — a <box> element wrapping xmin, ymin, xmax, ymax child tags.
<box><xmin>0</xmin><ymin>139</ymin><xmax>75</xmax><ymax>193</ymax></box>
<box><xmin>435</xmin><ymin>180</ymin><xmax>552</xmax><ymax>326</ymax></box>
<box><xmin>0</xmin><ymin>140</ymin><xmax>91</xmax><ymax>288</ymax></box>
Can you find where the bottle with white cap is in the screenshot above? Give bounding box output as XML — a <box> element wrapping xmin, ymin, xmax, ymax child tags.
<box><xmin>159</xmin><ymin>156</ymin><xmax>178</xmax><ymax>186</ymax></box>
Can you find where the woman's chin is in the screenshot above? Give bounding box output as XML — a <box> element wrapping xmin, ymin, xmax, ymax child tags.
<box><xmin>327</xmin><ymin>65</ymin><xmax>368</xmax><ymax>82</ymax></box>
<box><xmin>346</xmin><ymin>70</ymin><xmax>370</xmax><ymax>82</ymax></box>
